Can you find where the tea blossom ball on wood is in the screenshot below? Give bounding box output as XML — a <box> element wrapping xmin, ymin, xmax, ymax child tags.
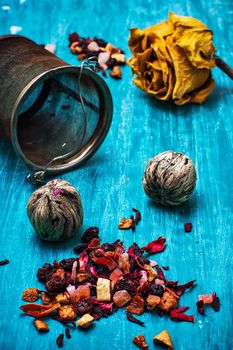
<box><xmin>27</xmin><ymin>179</ymin><xmax>83</xmax><ymax>241</ymax></box>
<box><xmin>143</xmin><ymin>151</ymin><xmax>197</xmax><ymax>206</ymax></box>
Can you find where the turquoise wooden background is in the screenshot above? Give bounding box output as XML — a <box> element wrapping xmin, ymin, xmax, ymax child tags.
<box><xmin>0</xmin><ymin>0</ymin><xmax>232</xmax><ymax>349</ymax></box>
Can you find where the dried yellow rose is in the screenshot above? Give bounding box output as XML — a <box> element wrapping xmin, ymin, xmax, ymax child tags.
<box><xmin>128</xmin><ymin>12</ymin><xmax>216</xmax><ymax>105</ymax></box>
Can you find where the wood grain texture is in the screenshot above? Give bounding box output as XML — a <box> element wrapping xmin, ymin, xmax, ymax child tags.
<box><xmin>0</xmin><ymin>0</ymin><xmax>232</xmax><ymax>349</ymax></box>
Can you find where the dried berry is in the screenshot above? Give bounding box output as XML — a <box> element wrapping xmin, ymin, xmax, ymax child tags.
<box><xmin>73</xmin><ymin>297</ymin><xmax>93</xmax><ymax>315</ymax></box>
<box><xmin>37</xmin><ymin>263</ymin><xmax>56</xmax><ymax>283</ymax></box>
<box><xmin>150</xmin><ymin>284</ymin><xmax>164</xmax><ymax>297</ymax></box>
<box><xmin>184</xmin><ymin>222</ymin><xmax>192</xmax><ymax>232</ymax></box>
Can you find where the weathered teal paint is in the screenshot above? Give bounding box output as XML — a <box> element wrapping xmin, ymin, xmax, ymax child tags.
<box><xmin>0</xmin><ymin>1</ymin><xmax>232</xmax><ymax>349</ymax></box>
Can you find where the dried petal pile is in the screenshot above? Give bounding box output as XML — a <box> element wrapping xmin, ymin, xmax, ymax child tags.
<box><xmin>68</xmin><ymin>33</ymin><xmax>126</xmax><ymax>79</ymax></box>
<box><xmin>128</xmin><ymin>12</ymin><xmax>216</xmax><ymax>105</ymax></box>
<box><xmin>20</xmin><ymin>227</ymin><xmax>196</xmax><ymax>328</ymax></box>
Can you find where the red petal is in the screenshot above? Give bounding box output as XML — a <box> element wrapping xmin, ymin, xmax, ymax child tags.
<box><xmin>142</xmin><ymin>237</ymin><xmax>166</xmax><ymax>253</ymax></box>
<box><xmin>169</xmin><ymin>280</ymin><xmax>196</xmax><ymax>297</ymax></box>
<box><xmin>170</xmin><ymin>307</ymin><xmax>194</xmax><ymax>323</ymax></box>
<box><xmin>79</xmin><ymin>252</ymin><xmax>88</xmax><ymax>272</ymax></box>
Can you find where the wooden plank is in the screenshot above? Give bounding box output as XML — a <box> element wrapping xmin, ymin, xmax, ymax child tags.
<box><xmin>0</xmin><ymin>1</ymin><xmax>232</xmax><ymax>349</ymax></box>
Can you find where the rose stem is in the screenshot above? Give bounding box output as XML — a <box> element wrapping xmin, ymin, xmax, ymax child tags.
<box><xmin>215</xmin><ymin>55</ymin><xmax>233</xmax><ymax>79</ymax></box>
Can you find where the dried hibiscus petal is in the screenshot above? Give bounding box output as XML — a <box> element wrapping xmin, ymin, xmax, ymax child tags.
<box><xmin>142</xmin><ymin>237</ymin><xmax>166</xmax><ymax>254</ymax></box>
<box><xmin>20</xmin><ymin>303</ymin><xmax>60</xmax><ymax>317</ymax></box>
<box><xmin>170</xmin><ymin>306</ymin><xmax>194</xmax><ymax>323</ymax></box>
<box><xmin>211</xmin><ymin>292</ymin><xmax>220</xmax><ymax>311</ymax></box>
<box><xmin>170</xmin><ymin>280</ymin><xmax>196</xmax><ymax>297</ymax></box>
<box><xmin>126</xmin><ymin>295</ymin><xmax>144</xmax><ymax>315</ymax></box>
<box><xmin>133</xmin><ymin>334</ymin><xmax>149</xmax><ymax>350</ymax></box>
<box><xmin>196</xmin><ymin>300</ymin><xmax>204</xmax><ymax>315</ymax></box>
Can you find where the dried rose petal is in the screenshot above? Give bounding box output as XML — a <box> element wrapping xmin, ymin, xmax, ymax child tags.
<box><xmin>142</xmin><ymin>237</ymin><xmax>166</xmax><ymax>253</ymax></box>
<box><xmin>170</xmin><ymin>306</ymin><xmax>194</xmax><ymax>322</ymax></box>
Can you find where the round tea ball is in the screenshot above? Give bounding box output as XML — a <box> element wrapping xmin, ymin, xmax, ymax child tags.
<box><xmin>143</xmin><ymin>151</ymin><xmax>196</xmax><ymax>206</ymax></box>
<box><xmin>27</xmin><ymin>179</ymin><xmax>83</xmax><ymax>241</ymax></box>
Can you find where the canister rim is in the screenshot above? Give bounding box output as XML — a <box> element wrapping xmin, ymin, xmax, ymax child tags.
<box><xmin>11</xmin><ymin>65</ymin><xmax>113</xmax><ymax>175</ymax></box>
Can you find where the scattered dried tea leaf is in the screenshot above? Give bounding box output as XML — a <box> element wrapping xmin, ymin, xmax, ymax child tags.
<box><xmin>56</xmin><ymin>333</ymin><xmax>64</xmax><ymax>348</ymax></box>
<box><xmin>153</xmin><ymin>329</ymin><xmax>173</xmax><ymax>349</ymax></box>
<box><xmin>133</xmin><ymin>334</ymin><xmax>149</xmax><ymax>350</ymax></box>
<box><xmin>0</xmin><ymin>259</ymin><xmax>9</xmax><ymax>266</ymax></box>
<box><xmin>126</xmin><ymin>313</ymin><xmax>145</xmax><ymax>326</ymax></box>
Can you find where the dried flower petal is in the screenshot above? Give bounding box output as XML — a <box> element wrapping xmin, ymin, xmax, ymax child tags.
<box><xmin>153</xmin><ymin>329</ymin><xmax>173</xmax><ymax>349</ymax></box>
<box><xmin>211</xmin><ymin>292</ymin><xmax>220</xmax><ymax>311</ymax></box>
<box><xmin>142</xmin><ymin>237</ymin><xmax>166</xmax><ymax>253</ymax></box>
<box><xmin>133</xmin><ymin>334</ymin><xmax>149</xmax><ymax>350</ymax></box>
<box><xmin>118</xmin><ymin>217</ymin><xmax>133</xmax><ymax>230</ymax></box>
<box><xmin>170</xmin><ymin>306</ymin><xmax>195</xmax><ymax>322</ymax></box>
<box><xmin>20</xmin><ymin>303</ymin><xmax>60</xmax><ymax>317</ymax></box>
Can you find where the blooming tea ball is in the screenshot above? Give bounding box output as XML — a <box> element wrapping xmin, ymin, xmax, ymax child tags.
<box><xmin>27</xmin><ymin>179</ymin><xmax>83</xmax><ymax>241</ymax></box>
<box><xmin>143</xmin><ymin>151</ymin><xmax>196</xmax><ymax>206</ymax></box>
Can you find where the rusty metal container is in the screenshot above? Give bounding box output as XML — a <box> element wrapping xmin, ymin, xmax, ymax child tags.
<box><xmin>0</xmin><ymin>35</ymin><xmax>113</xmax><ymax>175</ymax></box>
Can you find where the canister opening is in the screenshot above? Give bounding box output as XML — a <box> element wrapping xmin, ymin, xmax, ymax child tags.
<box><xmin>11</xmin><ymin>66</ymin><xmax>113</xmax><ymax>174</ymax></box>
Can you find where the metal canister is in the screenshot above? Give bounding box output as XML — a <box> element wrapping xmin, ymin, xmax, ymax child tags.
<box><xmin>0</xmin><ymin>35</ymin><xmax>113</xmax><ymax>176</ymax></box>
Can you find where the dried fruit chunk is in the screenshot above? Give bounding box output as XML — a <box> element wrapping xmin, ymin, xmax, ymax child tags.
<box><xmin>97</xmin><ymin>278</ymin><xmax>111</xmax><ymax>301</ymax></box>
<box><xmin>76</xmin><ymin>313</ymin><xmax>94</xmax><ymax>328</ymax></box>
<box><xmin>22</xmin><ymin>288</ymin><xmax>39</xmax><ymax>302</ymax></box>
<box><xmin>34</xmin><ymin>319</ymin><xmax>49</xmax><ymax>332</ymax></box>
<box><xmin>133</xmin><ymin>334</ymin><xmax>149</xmax><ymax>349</ymax></box>
<box><xmin>58</xmin><ymin>305</ymin><xmax>77</xmax><ymax>321</ymax></box>
<box><xmin>118</xmin><ymin>218</ymin><xmax>133</xmax><ymax>230</ymax></box>
<box><xmin>153</xmin><ymin>330</ymin><xmax>173</xmax><ymax>349</ymax></box>
<box><xmin>143</xmin><ymin>264</ymin><xmax>157</xmax><ymax>282</ymax></box>
<box><xmin>54</xmin><ymin>293</ymin><xmax>70</xmax><ymax>305</ymax></box>
<box><xmin>110</xmin><ymin>66</ymin><xmax>122</xmax><ymax>79</ymax></box>
<box><xmin>158</xmin><ymin>289</ymin><xmax>179</xmax><ymax>312</ymax></box>
<box><xmin>146</xmin><ymin>295</ymin><xmax>161</xmax><ymax>310</ymax></box>
<box><xmin>20</xmin><ymin>303</ymin><xmax>61</xmax><ymax>317</ymax></box>
<box><xmin>113</xmin><ymin>290</ymin><xmax>132</xmax><ymax>307</ymax></box>
<box><xmin>126</xmin><ymin>295</ymin><xmax>144</xmax><ymax>315</ymax></box>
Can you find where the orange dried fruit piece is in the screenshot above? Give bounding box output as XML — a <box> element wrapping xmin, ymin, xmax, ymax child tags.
<box><xmin>146</xmin><ymin>295</ymin><xmax>161</xmax><ymax>310</ymax></box>
<box><xmin>34</xmin><ymin>319</ymin><xmax>49</xmax><ymax>332</ymax></box>
<box><xmin>118</xmin><ymin>217</ymin><xmax>133</xmax><ymax>230</ymax></box>
<box><xmin>58</xmin><ymin>305</ymin><xmax>77</xmax><ymax>321</ymax></box>
<box><xmin>126</xmin><ymin>295</ymin><xmax>144</xmax><ymax>315</ymax></box>
<box><xmin>110</xmin><ymin>66</ymin><xmax>122</xmax><ymax>79</ymax></box>
<box><xmin>22</xmin><ymin>288</ymin><xmax>39</xmax><ymax>302</ymax></box>
<box><xmin>153</xmin><ymin>329</ymin><xmax>173</xmax><ymax>349</ymax></box>
<box><xmin>113</xmin><ymin>290</ymin><xmax>132</xmax><ymax>307</ymax></box>
<box><xmin>133</xmin><ymin>334</ymin><xmax>149</xmax><ymax>350</ymax></box>
<box><xmin>158</xmin><ymin>288</ymin><xmax>179</xmax><ymax>312</ymax></box>
<box><xmin>20</xmin><ymin>303</ymin><xmax>60</xmax><ymax>317</ymax></box>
